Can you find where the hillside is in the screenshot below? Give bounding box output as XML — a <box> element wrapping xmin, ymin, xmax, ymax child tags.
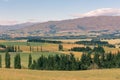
<box><xmin>0</xmin><ymin>16</ymin><xmax>120</xmax><ymax>38</ymax></box>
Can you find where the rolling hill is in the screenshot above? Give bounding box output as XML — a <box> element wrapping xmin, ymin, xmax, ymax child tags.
<box><xmin>0</xmin><ymin>16</ymin><xmax>120</xmax><ymax>38</ymax></box>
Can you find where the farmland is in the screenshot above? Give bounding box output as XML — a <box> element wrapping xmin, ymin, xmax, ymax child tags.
<box><xmin>0</xmin><ymin>39</ymin><xmax>120</xmax><ymax>67</ymax></box>
<box><xmin>0</xmin><ymin>39</ymin><xmax>120</xmax><ymax>54</ymax></box>
<box><xmin>0</xmin><ymin>39</ymin><xmax>120</xmax><ymax>80</ymax></box>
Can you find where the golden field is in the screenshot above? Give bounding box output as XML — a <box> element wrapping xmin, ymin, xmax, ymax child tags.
<box><xmin>0</xmin><ymin>68</ymin><xmax>120</xmax><ymax>80</ymax></box>
<box><xmin>101</xmin><ymin>39</ymin><xmax>120</xmax><ymax>44</ymax></box>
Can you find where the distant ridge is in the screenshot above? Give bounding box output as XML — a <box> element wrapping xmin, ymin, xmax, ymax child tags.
<box><xmin>0</xmin><ymin>16</ymin><xmax>120</xmax><ymax>37</ymax></box>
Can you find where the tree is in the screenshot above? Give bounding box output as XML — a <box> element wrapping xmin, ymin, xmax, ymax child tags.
<box><xmin>93</xmin><ymin>53</ymin><xmax>100</xmax><ymax>68</ymax></box>
<box><xmin>5</xmin><ymin>51</ymin><xmax>10</xmax><ymax>68</ymax></box>
<box><xmin>80</xmin><ymin>54</ymin><xmax>91</xmax><ymax>70</ymax></box>
<box><xmin>16</xmin><ymin>46</ymin><xmax>22</xmax><ymax>52</ymax></box>
<box><xmin>93</xmin><ymin>46</ymin><xmax>105</xmax><ymax>54</ymax></box>
<box><xmin>0</xmin><ymin>55</ymin><xmax>2</xmax><ymax>68</ymax></box>
<box><xmin>28</xmin><ymin>54</ymin><xmax>32</xmax><ymax>68</ymax></box>
<box><xmin>30</xmin><ymin>60</ymin><xmax>37</xmax><ymax>69</ymax></box>
<box><xmin>105</xmin><ymin>53</ymin><xmax>115</xmax><ymax>68</ymax></box>
<box><xmin>6</xmin><ymin>46</ymin><xmax>15</xmax><ymax>52</ymax></box>
<box><xmin>14</xmin><ymin>54</ymin><xmax>21</xmax><ymax>69</ymax></box>
<box><xmin>100</xmin><ymin>52</ymin><xmax>105</xmax><ymax>68</ymax></box>
<box><xmin>85</xmin><ymin>46</ymin><xmax>92</xmax><ymax>52</ymax></box>
<box><xmin>59</xmin><ymin>44</ymin><xmax>63</xmax><ymax>51</ymax></box>
<box><xmin>14</xmin><ymin>46</ymin><xmax>17</xmax><ymax>52</ymax></box>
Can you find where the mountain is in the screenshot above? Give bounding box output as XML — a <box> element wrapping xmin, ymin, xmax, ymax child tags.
<box><xmin>0</xmin><ymin>16</ymin><xmax>120</xmax><ymax>38</ymax></box>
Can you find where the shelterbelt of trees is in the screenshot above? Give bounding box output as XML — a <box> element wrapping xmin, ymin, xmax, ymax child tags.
<box><xmin>1</xmin><ymin>50</ymin><xmax>120</xmax><ymax>70</ymax></box>
<box><xmin>70</xmin><ymin>46</ymin><xmax>105</xmax><ymax>53</ymax></box>
<box><xmin>27</xmin><ymin>39</ymin><xmax>62</xmax><ymax>44</ymax></box>
<box><xmin>75</xmin><ymin>40</ymin><xmax>115</xmax><ymax>48</ymax></box>
<box><xmin>29</xmin><ymin>52</ymin><xmax>120</xmax><ymax>70</ymax></box>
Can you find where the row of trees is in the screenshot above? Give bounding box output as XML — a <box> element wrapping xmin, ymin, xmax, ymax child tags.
<box><xmin>0</xmin><ymin>45</ymin><xmax>43</xmax><ymax>52</ymax></box>
<box><xmin>75</xmin><ymin>41</ymin><xmax>108</xmax><ymax>45</ymax></box>
<box><xmin>70</xmin><ymin>46</ymin><xmax>92</xmax><ymax>52</ymax></box>
<box><xmin>1</xmin><ymin>51</ymin><xmax>120</xmax><ymax>70</ymax></box>
<box><xmin>0</xmin><ymin>44</ymin><xmax>63</xmax><ymax>53</ymax></box>
<box><xmin>0</xmin><ymin>45</ymin><xmax>20</xmax><ymax>52</ymax></box>
<box><xmin>0</xmin><ymin>52</ymin><xmax>21</xmax><ymax>69</ymax></box>
<box><xmin>75</xmin><ymin>40</ymin><xmax>115</xmax><ymax>48</ymax></box>
<box><xmin>27</xmin><ymin>39</ymin><xmax>62</xmax><ymax>44</ymax></box>
<box><xmin>29</xmin><ymin>51</ymin><xmax>120</xmax><ymax>70</ymax></box>
<box><xmin>70</xmin><ymin>46</ymin><xmax>105</xmax><ymax>54</ymax></box>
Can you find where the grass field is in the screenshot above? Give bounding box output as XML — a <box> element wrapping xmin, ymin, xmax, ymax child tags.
<box><xmin>104</xmin><ymin>47</ymin><xmax>120</xmax><ymax>53</ymax></box>
<box><xmin>101</xmin><ymin>39</ymin><xmax>120</xmax><ymax>44</ymax></box>
<box><xmin>0</xmin><ymin>68</ymin><xmax>120</xmax><ymax>80</ymax></box>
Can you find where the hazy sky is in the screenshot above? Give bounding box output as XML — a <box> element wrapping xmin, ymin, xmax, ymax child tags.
<box><xmin>0</xmin><ymin>0</ymin><xmax>120</xmax><ymax>24</ymax></box>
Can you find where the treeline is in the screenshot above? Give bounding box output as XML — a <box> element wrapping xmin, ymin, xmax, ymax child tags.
<box><xmin>70</xmin><ymin>46</ymin><xmax>92</xmax><ymax>52</ymax></box>
<box><xmin>75</xmin><ymin>41</ymin><xmax>108</xmax><ymax>45</ymax></box>
<box><xmin>1</xmin><ymin>51</ymin><xmax>120</xmax><ymax>70</ymax></box>
<box><xmin>0</xmin><ymin>52</ymin><xmax>21</xmax><ymax>69</ymax></box>
<box><xmin>29</xmin><ymin>52</ymin><xmax>120</xmax><ymax>70</ymax></box>
<box><xmin>75</xmin><ymin>40</ymin><xmax>116</xmax><ymax>48</ymax></box>
<box><xmin>27</xmin><ymin>39</ymin><xmax>62</xmax><ymax>44</ymax></box>
<box><xmin>0</xmin><ymin>45</ymin><xmax>21</xmax><ymax>52</ymax></box>
<box><xmin>70</xmin><ymin>46</ymin><xmax>105</xmax><ymax>54</ymax></box>
<box><xmin>29</xmin><ymin>54</ymin><xmax>79</xmax><ymax>70</ymax></box>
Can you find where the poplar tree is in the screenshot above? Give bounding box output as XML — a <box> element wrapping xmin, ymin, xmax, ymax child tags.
<box><xmin>5</xmin><ymin>51</ymin><xmax>10</xmax><ymax>68</ymax></box>
<box><xmin>14</xmin><ymin>54</ymin><xmax>21</xmax><ymax>69</ymax></box>
<box><xmin>59</xmin><ymin>44</ymin><xmax>63</xmax><ymax>51</ymax></box>
<box><xmin>28</xmin><ymin>54</ymin><xmax>32</xmax><ymax>68</ymax></box>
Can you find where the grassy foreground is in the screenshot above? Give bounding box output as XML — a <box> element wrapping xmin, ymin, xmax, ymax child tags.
<box><xmin>0</xmin><ymin>68</ymin><xmax>120</xmax><ymax>80</ymax></box>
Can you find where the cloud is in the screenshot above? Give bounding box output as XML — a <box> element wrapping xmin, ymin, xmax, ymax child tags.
<box><xmin>73</xmin><ymin>8</ymin><xmax>120</xmax><ymax>18</ymax></box>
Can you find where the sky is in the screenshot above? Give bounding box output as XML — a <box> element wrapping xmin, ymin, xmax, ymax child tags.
<box><xmin>0</xmin><ymin>0</ymin><xmax>120</xmax><ymax>25</ymax></box>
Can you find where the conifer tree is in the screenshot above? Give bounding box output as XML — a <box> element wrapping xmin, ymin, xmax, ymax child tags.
<box><xmin>59</xmin><ymin>44</ymin><xmax>63</xmax><ymax>51</ymax></box>
<box><xmin>5</xmin><ymin>51</ymin><xmax>10</xmax><ymax>68</ymax></box>
<box><xmin>18</xmin><ymin>46</ymin><xmax>20</xmax><ymax>52</ymax></box>
<box><xmin>14</xmin><ymin>54</ymin><xmax>21</xmax><ymax>69</ymax></box>
<box><xmin>80</xmin><ymin>53</ymin><xmax>90</xmax><ymax>70</ymax></box>
<box><xmin>28</xmin><ymin>54</ymin><xmax>32</xmax><ymax>68</ymax></box>
<box><xmin>93</xmin><ymin>53</ymin><xmax>100</xmax><ymax>67</ymax></box>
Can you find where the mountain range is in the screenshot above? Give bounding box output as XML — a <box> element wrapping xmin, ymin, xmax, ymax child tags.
<box><xmin>0</xmin><ymin>16</ymin><xmax>120</xmax><ymax>38</ymax></box>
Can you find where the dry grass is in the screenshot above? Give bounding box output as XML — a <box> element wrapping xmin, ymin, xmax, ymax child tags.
<box><xmin>104</xmin><ymin>47</ymin><xmax>120</xmax><ymax>54</ymax></box>
<box><xmin>59</xmin><ymin>51</ymin><xmax>83</xmax><ymax>58</ymax></box>
<box><xmin>63</xmin><ymin>43</ymin><xmax>84</xmax><ymax>51</ymax></box>
<box><xmin>0</xmin><ymin>68</ymin><xmax>120</xmax><ymax>80</ymax></box>
<box><xmin>0</xmin><ymin>40</ymin><xmax>7</xmax><ymax>42</ymax></box>
<box><xmin>60</xmin><ymin>39</ymin><xmax>91</xmax><ymax>43</ymax></box>
<box><xmin>101</xmin><ymin>39</ymin><xmax>120</xmax><ymax>44</ymax></box>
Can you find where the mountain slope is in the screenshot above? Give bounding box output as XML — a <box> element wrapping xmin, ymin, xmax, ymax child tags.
<box><xmin>1</xmin><ymin>16</ymin><xmax>120</xmax><ymax>37</ymax></box>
